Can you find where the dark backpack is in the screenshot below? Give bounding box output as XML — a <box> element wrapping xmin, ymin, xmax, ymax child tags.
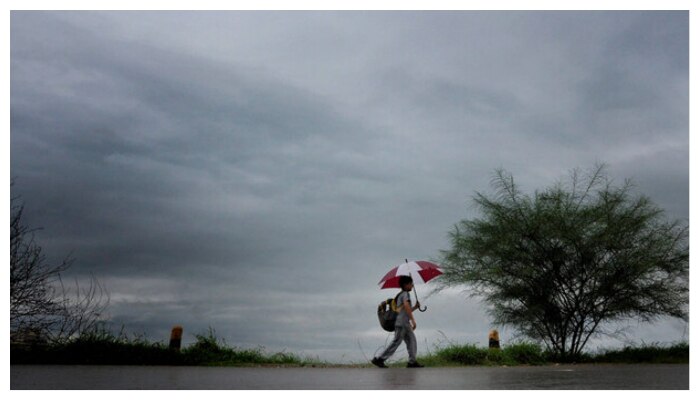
<box><xmin>377</xmin><ymin>292</ymin><xmax>404</xmax><ymax>332</ymax></box>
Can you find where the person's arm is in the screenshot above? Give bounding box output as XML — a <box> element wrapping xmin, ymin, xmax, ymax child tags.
<box><xmin>411</xmin><ymin>301</ymin><xmax>421</xmax><ymax>311</ymax></box>
<box><xmin>403</xmin><ymin>299</ymin><xmax>416</xmax><ymax>330</ymax></box>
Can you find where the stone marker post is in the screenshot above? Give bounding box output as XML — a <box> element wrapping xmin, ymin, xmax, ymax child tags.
<box><xmin>489</xmin><ymin>329</ymin><xmax>500</xmax><ymax>349</ymax></box>
<box><xmin>169</xmin><ymin>325</ymin><xmax>183</xmax><ymax>351</ymax></box>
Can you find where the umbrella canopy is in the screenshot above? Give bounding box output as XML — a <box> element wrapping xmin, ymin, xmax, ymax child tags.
<box><xmin>378</xmin><ymin>260</ymin><xmax>443</xmax><ymax>289</ymax></box>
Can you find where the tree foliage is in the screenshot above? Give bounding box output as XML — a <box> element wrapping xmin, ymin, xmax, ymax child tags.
<box><xmin>438</xmin><ymin>165</ymin><xmax>688</xmax><ymax>360</ymax></box>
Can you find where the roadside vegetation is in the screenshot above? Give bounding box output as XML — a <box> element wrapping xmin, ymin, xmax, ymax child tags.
<box><xmin>419</xmin><ymin>342</ymin><xmax>548</xmax><ymax>367</ymax></box>
<box><xmin>588</xmin><ymin>342</ymin><xmax>690</xmax><ymax>364</ymax></box>
<box><xmin>401</xmin><ymin>341</ymin><xmax>689</xmax><ymax>367</ymax></box>
<box><xmin>11</xmin><ymin>327</ymin><xmax>328</xmax><ymax>367</ymax></box>
<box><xmin>12</xmin><ymin>326</ymin><xmax>688</xmax><ymax>367</ymax></box>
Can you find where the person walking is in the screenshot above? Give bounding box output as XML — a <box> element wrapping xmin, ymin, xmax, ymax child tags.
<box><xmin>372</xmin><ymin>275</ymin><xmax>425</xmax><ymax>368</ymax></box>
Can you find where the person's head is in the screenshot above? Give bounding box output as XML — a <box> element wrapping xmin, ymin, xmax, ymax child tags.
<box><xmin>399</xmin><ymin>275</ymin><xmax>414</xmax><ymax>291</ymax></box>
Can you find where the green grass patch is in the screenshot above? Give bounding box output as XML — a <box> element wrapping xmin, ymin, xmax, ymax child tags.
<box><xmin>591</xmin><ymin>342</ymin><xmax>689</xmax><ymax>364</ymax></box>
<box><xmin>11</xmin><ymin>327</ymin><xmax>325</xmax><ymax>367</ymax></box>
<box><xmin>12</xmin><ymin>327</ymin><xmax>175</xmax><ymax>365</ymax></box>
<box><xmin>427</xmin><ymin>342</ymin><xmax>546</xmax><ymax>366</ymax></box>
<box><xmin>11</xmin><ymin>326</ymin><xmax>688</xmax><ymax>367</ymax></box>
<box><xmin>435</xmin><ymin>343</ymin><xmax>489</xmax><ymax>365</ymax></box>
<box><xmin>180</xmin><ymin>329</ymin><xmax>325</xmax><ymax>366</ymax></box>
<box><xmin>414</xmin><ymin>341</ymin><xmax>687</xmax><ymax>366</ymax></box>
<box><xmin>502</xmin><ymin>342</ymin><xmax>547</xmax><ymax>365</ymax></box>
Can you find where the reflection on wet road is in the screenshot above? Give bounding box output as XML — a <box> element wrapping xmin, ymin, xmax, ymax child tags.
<box><xmin>11</xmin><ymin>364</ymin><xmax>688</xmax><ymax>390</ymax></box>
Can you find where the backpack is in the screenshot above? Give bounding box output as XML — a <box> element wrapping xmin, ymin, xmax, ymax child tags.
<box><xmin>377</xmin><ymin>291</ymin><xmax>405</xmax><ymax>332</ymax></box>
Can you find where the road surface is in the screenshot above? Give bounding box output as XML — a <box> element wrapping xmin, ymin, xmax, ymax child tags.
<box><xmin>11</xmin><ymin>363</ymin><xmax>689</xmax><ymax>390</ymax></box>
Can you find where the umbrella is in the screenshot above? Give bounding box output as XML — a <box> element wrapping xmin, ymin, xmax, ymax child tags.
<box><xmin>378</xmin><ymin>259</ymin><xmax>443</xmax><ymax>312</ymax></box>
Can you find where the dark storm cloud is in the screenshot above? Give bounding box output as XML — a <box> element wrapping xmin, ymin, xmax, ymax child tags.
<box><xmin>10</xmin><ymin>11</ymin><xmax>688</xmax><ymax>361</ymax></box>
<box><xmin>12</xmin><ymin>12</ymin><xmax>390</xmax><ymax>282</ymax></box>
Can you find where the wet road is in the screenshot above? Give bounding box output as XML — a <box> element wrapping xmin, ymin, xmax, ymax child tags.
<box><xmin>11</xmin><ymin>364</ymin><xmax>688</xmax><ymax>390</ymax></box>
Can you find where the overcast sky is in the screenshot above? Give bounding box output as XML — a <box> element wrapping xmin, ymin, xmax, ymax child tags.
<box><xmin>10</xmin><ymin>11</ymin><xmax>688</xmax><ymax>362</ymax></box>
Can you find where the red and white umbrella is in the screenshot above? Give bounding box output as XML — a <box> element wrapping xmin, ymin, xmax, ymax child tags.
<box><xmin>378</xmin><ymin>260</ymin><xmax>443</xmax><ymax>289</ymax></box>
<box><xmin>378</xmin><ymin>260</ymin><xmax>443</xmax><ymax>312</ymax></box>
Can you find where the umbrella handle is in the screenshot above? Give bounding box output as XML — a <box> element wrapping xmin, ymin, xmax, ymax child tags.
<box><xmin>413</xmin><ymin>287</ymin><xmax>428</xmax><ymax>312</ymax></box>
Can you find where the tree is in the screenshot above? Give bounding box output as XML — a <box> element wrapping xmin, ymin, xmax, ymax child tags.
<box><xmin>437</xmin><ymin>165</ymin><xmax>688</xmax><ymax>361</ymax></box>
<box><xmin>10</xmin><ymin>185</ymin><xmax>109</xmax><ymax>344</ymax></box>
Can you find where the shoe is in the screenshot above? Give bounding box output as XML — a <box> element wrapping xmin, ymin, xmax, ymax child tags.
<box><xmin>371</xmin><ymin>357</ymin><xmax>388</xmax><ymax>368</ymax></box>
<box><xmin>406</xmin><ymin>361</ymin><xmax>425</xmax><ymax>368</ymax></box>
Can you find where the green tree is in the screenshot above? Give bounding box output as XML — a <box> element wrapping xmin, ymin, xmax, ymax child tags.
<box><xmin>438</xmin><ymin>165</ymin><xmax>688</xmax><ymax>361</ymax></box>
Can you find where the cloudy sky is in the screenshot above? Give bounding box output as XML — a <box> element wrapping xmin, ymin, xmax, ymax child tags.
<box><xmin>10</xmin><ymin>11</ymin><xmax>688</xmax><ymax>362</ymax></box>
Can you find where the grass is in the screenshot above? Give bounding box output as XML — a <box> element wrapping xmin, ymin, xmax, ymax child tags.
<box><xmin>387</xmin><ymin>341</ymin><xmax>688</xmax><ymax>367</ymax></box>
<box><xmin>11</xmin><ymin>326</ymin><xmax>688</xmax><ymax>367</ymax></box>
<box><xmin>11</xmin><ymin>327</ymin><xmax>327</xmax><ymax>367</ymax></box>
<box><xmin>415</xmin><ymin>342</ymin><xmax>547</xmax><ymax>367</ymax></box>
<box><xmin>179</xmin><ymin>329</ymin><xmax>327</xmax><ymax>366</ymax></box>
<box><xmin>589</xmin><ymin>342</ymin><xmax>689</xmax><ymax>364</ymax></box>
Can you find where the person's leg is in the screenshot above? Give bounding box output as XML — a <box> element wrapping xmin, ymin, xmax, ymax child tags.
<box><xmin>378</xmin><ymin>327</ymin><xmax>405</xmax><ymax>361</ymax></box>
<box><xmin>404</xmin><ymin>328</ymin><xmax>417</xmax><ymax>364</ymax></box>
